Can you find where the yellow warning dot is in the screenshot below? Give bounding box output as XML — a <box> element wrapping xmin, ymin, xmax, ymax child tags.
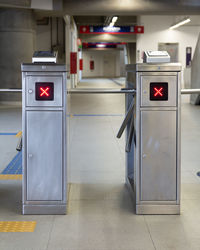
<box><xmin>0</xmin><ymin>221</ymin><xmax>36</xmax><ymax>232</ymax></box>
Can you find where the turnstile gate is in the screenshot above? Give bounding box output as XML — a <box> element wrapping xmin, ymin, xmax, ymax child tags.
<box><xmin>122</xmin><ymin>63</ymin><xmax>181</xmax><ymax>214</ymax></box>
<box><xmin>21</xmin><ymin>63</ymin><xmax>67</xmax><ymax>214</ymax></box>
<box><xmin>0</xmin><ymin>52</ymin><xmax>200</xmax><ymax>216</ymax></box>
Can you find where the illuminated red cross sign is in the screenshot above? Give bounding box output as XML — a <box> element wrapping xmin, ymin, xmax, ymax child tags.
<box><xmin>150</xmin><ymin>82</ymin><xmax>168</xmax><ymax>101</ymax></box>
<box><xmin>154</xmin><ymin>87</ymin><xmax>163</xmax><ymax>97</ymax></box>
<box><xmin>35</xmin><ymin>82</ymin><xmax>54</xmax><ymax>101</ymax></box>
<box><xmin>40</xmin><ymin>87</ymin><xmax>49</xmax><ymax>97</ymax></box>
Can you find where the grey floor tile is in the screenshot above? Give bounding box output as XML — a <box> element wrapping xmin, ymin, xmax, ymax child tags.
<box><xmin>47</xmin><ymin>200</ymin><xmax>154</xmax><ymax>250</ymax></box>
<box><xmin>69</xmin><ymin>183</ymin><xmax>130</xmax><ymax>201</ymax></box>
<box><xmin>181</xmin><ymin>183</ymin><xmax>200</xmax><ymax>200</ymax></box>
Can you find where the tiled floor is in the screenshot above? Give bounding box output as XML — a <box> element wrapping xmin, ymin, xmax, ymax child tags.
<box><xmin>0</xmin><ymin>78</ymin><xmax>200</xmax><ymax>250</ymax></box>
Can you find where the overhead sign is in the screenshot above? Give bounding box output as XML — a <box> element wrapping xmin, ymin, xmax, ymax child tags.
<box><xmin>83</xmin><ymin>42</ymin><xmax>125</xmax><ymax>49</ymax></box>
<box><xmin>80</xmin><ymin>26</ymin><xmax>144</xmax><ymax>34</ymax></box>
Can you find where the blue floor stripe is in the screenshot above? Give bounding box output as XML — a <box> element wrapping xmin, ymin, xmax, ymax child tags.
<box><xmin>67</xmin><ymin>114</ymin><xmax>123</xmax><ymax>117</ymax></box>
<box><xmin>73</xmin><ymin>114</ymin><xmax>123</xmax><ymax>117</ymax></box>
<box><xmin>0</xmin><ymin>133</ymin><xmax>17</xmax><ymax>135</ymax></box>
<box><xmin>1</xmin><ymin>151</ymin><xmax>22</xmax><ymax>175</ymax></box>
<box><xmin>110</xmin><ymin>78</ymin><xmax>124</xmax><ymax>86</ymax></box>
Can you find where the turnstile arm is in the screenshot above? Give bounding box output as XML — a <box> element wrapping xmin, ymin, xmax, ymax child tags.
<box><xmin>68</xmin><ymin>89</ymin><xmax>136</xmax><ymax>94</ymax></box>
<box><xmin>0</xmin><ymin>89</ymin><xmax>22</xmax><ymax>92</ymax></box>
<box><xmin>117</xmin><ymin>96</ymin><xmax>136</xmax><ymax>152</ymax></box>
<box><xmin>117</xmin><ymin>98</ymin><xmax>135</xmax><ymax>138</ymax></box>
<box><xmin>16</xmin><ymin>137</ymin><xmax>22</xmax><ymax>151</ymax></box>
<box><xmin>126</xmin><ymin>110</ymin><xmax>136</xmax><ymax>153</ymax></box>
<box><xmin>181</xmin><ymin>89</ymin><xmax>200</xmax><ymax>94</ymax></box>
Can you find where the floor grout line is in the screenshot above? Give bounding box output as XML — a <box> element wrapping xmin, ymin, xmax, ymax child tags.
<box><xmin>45</xmin><ymin>215</ymin><xmax>56</xmax><ymax>250</ymax></box>
<box><xmin>144</xmin><ymin>216</ymin><xmax>157</xmax><ymax>250</ymax></box>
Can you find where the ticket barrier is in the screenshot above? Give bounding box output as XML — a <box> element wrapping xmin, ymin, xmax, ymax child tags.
<box><xmin>21</xmin><ymin>62</ymin><xmax>67</xmax><ymax>215</ymax></box>
<box><xmin>117</xmin><ymin>63</ymin><xmax>181</xmax><ymax>214</ymax></box>
<box><xmin>1</xmin><ymin>51</ymin><xmax>200</xmax><ymax>216</ymax></box>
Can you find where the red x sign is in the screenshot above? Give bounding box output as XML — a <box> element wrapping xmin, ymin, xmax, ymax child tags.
<box><xmin>154</xmin><ymin>87</ymin><xmax>163</xmax><ymax>97</ymax></box>
<box><xmin>40</xmin><ymin>87</ymin><xmax>49</xmax><ymax>97</ymax></box>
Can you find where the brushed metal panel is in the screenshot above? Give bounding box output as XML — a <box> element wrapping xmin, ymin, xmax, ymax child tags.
<box><xmin>21</xmin><ymin>64</ymin><xmax>67</xmax><ymax>72</ymax></box>
<box><xmin>140</xmin><ymin>110</ymin><xmax>177</xmax><ymax>201</ymax></box>
<box><xmin>26</xmin><ymin>76</ymin><xmax>62</xmax><ymax>107</ymax></box>
<box><xmin>23</xmin><ymin>205</ymin><xmax>66</xmax><ymax>215</ymax></box>
<box><xmin>190</xmin><ymin>35</ymin><xmax>200</xmax><ymax>104</ymax></box>
<box><xmin>27</xmin><ymin>111</ymin><xmax>63</xmax><ymax>201</ymax></box>
<box><xmin>141</xmin><ymin>75</ymin><xmax>177</xmax><ymax>107</ymax></box>
<box><xmin>136</xmin><ymin>205</ymin><xmax>180</xmax><ymax>215</ymax></box>
<box><xmin>126</xmin><ymin>63</ymin><xmax>181</xmax><ymax>72</ymax></box>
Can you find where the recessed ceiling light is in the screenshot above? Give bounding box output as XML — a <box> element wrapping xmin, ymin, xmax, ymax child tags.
<box><xmin>170</xmin><ymin>18</ymin><xmax>191</xmax><ymax>30</ymax></box>
<box><xmin>112</xmin><ymin>16</ymin><xmax>118</xmax><ymax>23</ymax></box>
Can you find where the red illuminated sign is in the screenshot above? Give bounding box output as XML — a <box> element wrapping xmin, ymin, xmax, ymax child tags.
<box><xmin>40</xmin><ymin>87</ymin><xmax>49</xmax><ymax>97</ymax></box>
<box><xmin>70</xmin><ymin>52</ymin><xmax>77</xmax><ymax>74</ymax></box>
<box><xmin>79</xmin><ymin>59</ymin><xmax>83</xmax><ymax>70</ymax></box>
<box><xmin>90</xmin><ymin>60</ymin><xmax>94</xmax><ymax>70</ymax></box>
<box><xmin>150</xmin><ymin>83</ymin><xmax>168</xmax><ymax>101</ymax></box>
<box><xmin>154</xmin><ymin>87</ymin><xmax>163</xmax><ymax>97</ymax></box>
<box><xmin>35</xmin><ymin>82</ymin><xmax>54</xmax><ymax>101</ymax></box>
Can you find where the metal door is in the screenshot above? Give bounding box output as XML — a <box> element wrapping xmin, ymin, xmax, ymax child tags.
<box><xmin>140</xmin><ymin>110</ymin><xmax>177</xmax><ymax>201</ymax></box>
<box><xmin>26</xmin><ymin>111</ymin><xmax>63</xmax><ymax>201</ymax></box>
<box><xmin>103</xmin><ymin>53</ymin><xmax>116</xmax><ymax>77</ymax></box>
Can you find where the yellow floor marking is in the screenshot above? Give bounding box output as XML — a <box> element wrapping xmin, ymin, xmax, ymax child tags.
<box><xmin>16</xmin><ymin>131</ymin><xmax>22</xmax><ymax>137</ymax></box>
<box><xmin>0</xmin><ymin>221</ymin><xmax>36</xmax><ymax>232</ymax></box>
<box><xmin>0</xmin><ymin>174</ymin><xmax>22</xmax><ymax>180</ymax></box>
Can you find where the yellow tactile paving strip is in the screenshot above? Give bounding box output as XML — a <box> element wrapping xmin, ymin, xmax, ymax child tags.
<box><xmin>0</xmin><ymin>221</ymin><xmax>36</xmax><ymax>232</ymax></box>
<box><xmin>0</xmin><ymin>174</ymin><xmax>22</xmax><ymax>180</ymax></box>
<box><xmin>16</xmin><ymin>131</ymin><xmax>22</xmax><ymax>137</ymax></box>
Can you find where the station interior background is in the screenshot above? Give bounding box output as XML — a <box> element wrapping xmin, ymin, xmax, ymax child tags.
<box><xmin>0</xmin><ymin>1</ymin><xmax>200</xmax><ymax>249</ymax></box>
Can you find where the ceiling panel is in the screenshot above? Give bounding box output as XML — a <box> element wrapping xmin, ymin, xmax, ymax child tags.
<box><xmin>63</xmin><ymin>0</ymin><xmax>200</xmax><ymax>15</ymax></box>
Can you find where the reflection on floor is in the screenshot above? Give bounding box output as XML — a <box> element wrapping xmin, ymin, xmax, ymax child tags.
<box><xmin>0</xmin><ymin>78</ymin><xmax>200</xmax><ymax>249</ymax></box>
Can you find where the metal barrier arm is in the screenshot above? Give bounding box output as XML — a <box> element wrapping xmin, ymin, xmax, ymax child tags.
<box><xmin>16</xmin><ymin>137</ymin><xmax>22</xmax><ymax>151</ymax></box>
<box><xmin>117</xmin><ymin>97</ymin><xmax>135</xmax><ymax>138</ymax></box>
<box><xmin>68</xmin><ymin>88</ymin><xmax>136</xmax><ymax>94</ymax></box>
<box><xmin>126</xmin><ymin>110</ymin><xmax>136</xmax><ymax>153</ymax></box>
<box><xmin>181</xmin><ymin>89</ymin><xmax>200</xmax><ymax>94</ymax></box>
<box><xmin>0</xmin><ymin>89</ymin><xmax>22</xmax><ymax>92</ymax></box>
<box><xmin>1</xmin><ymin>88</ymin><xmax>200</xmax><ymax>95</ymax></box>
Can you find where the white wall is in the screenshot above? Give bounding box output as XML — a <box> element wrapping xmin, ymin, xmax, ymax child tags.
<box><xmin>36</xmin><ymin>17</ymin><xmax>65</xmax><ymax>62</ymax></box>
<box><xmin>36</xmin><ymin>24</ymin><xmax>51</xmax><ymax>51</ymax></box>
<box><xmin>137</xmin><ymin>15</ymin><xmax>200</xmax><ymax>86</ymax></box>
<box><xmin>36</xmin><ymin>16</ymin><xmax>79</xmax><ymax>88</ymax></box>
<box><xmin>82</xmin><ymin>49</ymin><xmax>123</xmax><ymax>78</ymax></box>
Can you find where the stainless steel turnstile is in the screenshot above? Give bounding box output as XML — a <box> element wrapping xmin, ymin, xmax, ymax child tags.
<box><xmin>123</xmin><ymin>63</ymin><xmax>181</xmax><ymax>214</ymax></box>
<box><xmin>21</xmin><ymin>64</ymin><xmax>67</xmax><ymax>214</ymax></box>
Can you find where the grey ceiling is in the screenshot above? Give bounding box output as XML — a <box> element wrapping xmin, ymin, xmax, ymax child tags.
<box><xmin>73</xmin><ymin>16</ymin><xmax>137</xmax><ymax>26</ymax></box>
<box><xmin>1</xmin><ymin>0</ymin><xmax>200</xmax><ymax>15</ymax></box>
<box><xmin>63</xmin><ymin>0</ymin><xmax>200</xmax><ymax>15</ymax></box>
